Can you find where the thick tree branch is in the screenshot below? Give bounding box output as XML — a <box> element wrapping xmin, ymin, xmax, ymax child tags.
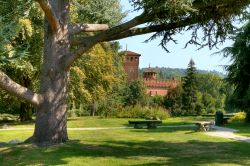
<box><xmin>65</xmin><ymin>14</ymin><xmax>146</xmax><ymax>67</ymax></box>
<box><xmin>97</xmin><ymin>19</ymin><xmax>196</xmax><ymax>42</ymax></box>
<box><xmin>70</xmin><ymin>16</ymin><xmax>197</xmax><ymax>44</ymax></box>
<box><xmin>0</xmin><ymin>71</ymin><xmax>44</xmax><ymax>106</ymax></box>
<box><xmin>91</xmin><ymin>14</ymin><xmax>147</xmax><ymax>42</ymax></box>
<box><xmin>36</xmin><ymin>0</ymin><xmax>60</xmax><ymax>33</ymax></box>
<box><xmin>63</xmin><ymin>38</ymin><xmax>97</xmax><ymax>68</ymax></box>
<box><xmin>69</xmin><ymin>24</ymin><xmax>109</xmax><ymax>34</ymax></box>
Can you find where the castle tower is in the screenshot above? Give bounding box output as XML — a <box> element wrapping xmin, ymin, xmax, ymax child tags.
<box><xmin>123</xmin><ymin>51</ymin><xmax>141</xmax><ymax>81</ymax></box>
<box><xmin>143</xmin><ymin>65</ymin><xmax>157</xmax><ymax>81</ymax></box>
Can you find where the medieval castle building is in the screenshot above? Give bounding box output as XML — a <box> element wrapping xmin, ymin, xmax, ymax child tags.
<box><xmin>123</xmin><ymin>50</ymin><xmax>178</xmax><ymax>96</ymax></box>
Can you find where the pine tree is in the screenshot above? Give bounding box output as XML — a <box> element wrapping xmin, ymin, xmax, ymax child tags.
<box><xmin>182</xmin><ymin>59</ymin><xmax>199</xmax><ymax>115</ymax></box>
<box><xmin>223</xmin><ymin>22</ymin><xmax>250</xmax><ymax>122</ymax></box>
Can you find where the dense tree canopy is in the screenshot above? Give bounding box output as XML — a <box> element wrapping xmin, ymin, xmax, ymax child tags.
<box><xmin>223</xmin><ymin>21</ymin><xmax>250</xmax><ymax>121</ymax></box>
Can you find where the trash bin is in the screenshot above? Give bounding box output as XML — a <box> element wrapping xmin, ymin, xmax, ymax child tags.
<box><xmin>215</xmin><ymin>111</ymin><xmax>224</xmax><ymax>126</ymax></box>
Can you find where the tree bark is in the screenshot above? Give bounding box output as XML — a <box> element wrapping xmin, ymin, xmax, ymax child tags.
<box><xmin>31</xmin><ymin>0</ymin><xmax>70</xmax><ymax>146</ymax></box>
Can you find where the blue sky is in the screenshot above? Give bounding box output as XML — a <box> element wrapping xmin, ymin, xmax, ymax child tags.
<box><xmin>118</xmin><ymin>0</ymin><xmax>232</xmax><ymax>73</ymax></box>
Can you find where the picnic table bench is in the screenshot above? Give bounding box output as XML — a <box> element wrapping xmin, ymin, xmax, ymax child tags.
<box><xmin>195</xmin><ymin>121</ymin><xmax>214</xmax><ymax>132</ymax></box>
<box><xmin>128</xmin><ymin>120</ymin><xmax>162</xmax><ymax>129</ymax></box>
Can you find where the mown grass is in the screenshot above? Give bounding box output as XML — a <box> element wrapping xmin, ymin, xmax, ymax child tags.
<box><xmin>0</xmin><ymin>116</ymin><xmax>212</xmax><ymax>129</ymax></box>
<box><xmin>225</xmin><ymin>122</ymin><xmax>250</xmax><ymax>137</ymax></box>
<box><xmin>1</xmin><ymin>117</ymin><xmax>250</xmax><ymax>165</ymax></box>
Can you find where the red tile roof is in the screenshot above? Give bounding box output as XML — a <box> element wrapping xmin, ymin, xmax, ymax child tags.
<box><xmin>123</xmin><ymin>51</ymin><xmax>141</xmax><ymax>56</ymax></box>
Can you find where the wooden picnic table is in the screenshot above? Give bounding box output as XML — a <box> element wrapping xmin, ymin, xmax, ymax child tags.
<box><xmin>195</xmin><ymin>121</ymin><xmax>214</xmax><ymax>132</ymax></box>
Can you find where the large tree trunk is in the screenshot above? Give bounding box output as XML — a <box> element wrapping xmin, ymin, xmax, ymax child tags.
<box><xmin>31</xmin><ymin>0</ymin><xmax>70</xmax><ymax>146</ymax></box>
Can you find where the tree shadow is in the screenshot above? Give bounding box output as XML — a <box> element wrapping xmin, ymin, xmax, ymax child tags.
<box><xmin>1</xmin><ymin>138</ymin><xmax>250</xmax><ymax>165</ymax></box>
<box><xmin>129</xmin><ymin>126</ymin><xmax>197</xmax><ymax>134</ymax></box>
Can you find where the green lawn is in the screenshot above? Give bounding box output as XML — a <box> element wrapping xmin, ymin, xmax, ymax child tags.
<box><xmin>1</xmin><ymin>117</ymin><xmax>250</xmax><ymax>165</ymax></box>
<box><xmin>0</xmin><ymin>116</ymin><xmax>211</xmax><ymax>129</ymax></box>
<box><xmin>225</xmin><ymin>122</ymin><xmax>250</xmax><ymax>137</ymax></box>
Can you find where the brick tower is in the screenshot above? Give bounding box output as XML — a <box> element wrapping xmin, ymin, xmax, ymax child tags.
<box><xmin>143</xmin><ymin>65</ymin><xmax>157</xmax><ymax>81</ymax></box>
<box><xmin>123</xmin><ymin>51</ymin><xmax>141</xmax><ymax>81</ymax></box>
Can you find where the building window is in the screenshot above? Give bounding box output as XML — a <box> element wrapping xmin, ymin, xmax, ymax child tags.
<box><xmin>130</xmin><ymin>57</ymin><xmax>133</xmax><ymax>61</ymax></box>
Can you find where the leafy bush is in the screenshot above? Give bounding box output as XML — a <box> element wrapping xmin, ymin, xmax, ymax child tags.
<box><xmin>116</xmin><ymin>105</ymin><xmax>170</xmax><ymax>120</ymax></box>
<box><xmin>67</xmin><ymin>109</ymin><xmax>90</xmax><ymax>117</ymax></box>
<box><xmin>230</xmin><ymin>112</ymin><xmax>246</xmax><ymax>122</ymax></box>
<box><xmin>0</xmin><ymin>114</ymin><xmax>17</xmax><ymax>121</ymax></box>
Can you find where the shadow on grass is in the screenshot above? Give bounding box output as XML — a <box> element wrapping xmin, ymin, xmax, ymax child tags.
<box><xmin>1</xmin><ymin>138</ymin><xmax>250</xmax><ymax>165</ymax></box>
<box><xmin>129</xmin><ymin>126</ymin><xmax>197</xmax><ymax>134</ymax></box>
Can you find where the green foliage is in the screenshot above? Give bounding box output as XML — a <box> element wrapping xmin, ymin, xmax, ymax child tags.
<box><xmin>0</xmin><ymin>1</ymin><xmax>42</xmax><ymax>119</ymax></box>
<box><xmin>0</xmin><ymin>114</ymin><xmax>17</xmax><ymax>121</ymax></box>
<box><xmin>181</xmin><ymin>59</ymin><xmax>199</xmax><ymax>114</ymax></box>
<box><xmin>223</xmin><ymin>21</ymin><xmax>250</xmax><ymax>112</ymax></box>
<box><xmin>164</xmin><ymin>85</ymin><xmax>183</xmax><ymax>116</ymax></box>
<box><xmin>130</xmin><ymin>0</ymin><xmax>249</xmax><ymax>51</ymax></box>
<box><xmin>196</xmin><ymin>73</ymin><xmax>226</xmax><ymax>113</ymax></box>
<box><xmin>71</xmin><ymin>0</ymin><xmax>125</xmax><ymax>26</ymax></box>
<box><xmin>116</xmin><ymin>105</ymin><xmax>170</xmax><ymax>120</ymax></box>
<box><xmin>149</xmin><ymin>95</ymin><xmax>164</xmax><ymax>107</ymax></box>
<box><xmin>139</xmin><ymin>67</ymin><xmax>224</xmax><ymax>80</ymax></box>
<box><xmin>123</xmin><ymin>80</ymin><xmax>149</xmax><ymax>106</ymax></box>
<box><xmin>69</xmin><ymin>43</ymin><xmax>122</xmax><ymax>116</ymax></box>
<box><xmin>230</xmin><ymin>112</ymin><xmax>246</xmax><ymax>123</ymax></box>
<box><xmin>163</xmin><ymin>62</ymin><xmax>227</xmax><ymax>116</ymax></box>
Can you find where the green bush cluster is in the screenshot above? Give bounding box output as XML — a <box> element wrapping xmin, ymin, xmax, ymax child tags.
<box><xmin>116</xmin><ymin>105</ymin><xmax>170</xmax><ymax>120</ymax></box>
<box><xmin>230</xmin><ymin>112</ymin><xmax>246</xmax><ymax>122</ymax></box>
<box><xmin>0</xmin><ymin>114</ymin><xmax>16</xmax><ymax>121</ymax></box>
<box><xmin>67</xmin><ymin>109</ymin><xmax>90</xmax><ymax>118</ymax></box>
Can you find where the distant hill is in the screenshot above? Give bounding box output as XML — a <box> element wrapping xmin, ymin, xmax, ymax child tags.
<box><xmin>139</xmin><ymin>67</ymin><xmax>225</xmax><ymax>80</ymax></box>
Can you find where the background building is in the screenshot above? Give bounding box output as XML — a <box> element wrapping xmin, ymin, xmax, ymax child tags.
<box><xmin>123</xmin><ymin>50</ymin><xmax>178</xmax><ymax>96</ymax></box>
<box><xmin>123</xmin><ymin>51</ymin><xmax>141</xmax><ymax>81</ymax></box>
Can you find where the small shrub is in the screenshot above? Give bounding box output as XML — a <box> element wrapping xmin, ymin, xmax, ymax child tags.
<box><xmin>116</xmin><ymin>105</ymin><xmax>170</xmax><ymax>120</ymax></box>
<box><xmin>0</xmin><ymin>114</ymin><xmax>16</xmax><ymax>121</ymax></box>
<box><xmin>230</xmin><ymin>112</ymin><xmax>246</xmax><ymax>122</ymax></box>
<box><xmin>67</xmin><ymin>109</ymin><xmax>89</xmax><ymax>117</ymax></box>
<box><xmin>148</xmin><ymin>107</ymin><xmax>170</xmax><ymax>120</ymax></box>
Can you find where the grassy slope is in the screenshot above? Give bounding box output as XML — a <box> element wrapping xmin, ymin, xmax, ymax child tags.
<box><xmin>1</xmin><ymin>117</ymin><xmax>250</xmax><ymax>165</ymax></box>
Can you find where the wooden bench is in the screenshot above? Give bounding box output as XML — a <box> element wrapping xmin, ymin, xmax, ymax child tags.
<box><xmin>195</xmin><ymin>121</ymin><xmax>214</xmax><ymax>132</ymax></box>
<box><xmin>128</xmin><ymin>120</ymin><xmax>162</xmax><ymax>129</ymax></box>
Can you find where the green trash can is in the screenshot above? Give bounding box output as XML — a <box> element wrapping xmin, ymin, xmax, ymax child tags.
<box><xmin>215</xmin><ymin>111</ymin><xmax>224</xmax><ymax>126</ymax></box>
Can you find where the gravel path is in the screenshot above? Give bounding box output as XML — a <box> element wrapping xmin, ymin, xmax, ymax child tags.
<box><xmin>206</xmin><ymin>126</ymin><xmax>250</xmax><ymax>143</ymax></box>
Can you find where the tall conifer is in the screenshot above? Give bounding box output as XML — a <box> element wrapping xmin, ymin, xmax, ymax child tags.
<box><xmin>182</xmin><ymin>59</ymin><xmax>199</xmax><ymax>114</ymax></box>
